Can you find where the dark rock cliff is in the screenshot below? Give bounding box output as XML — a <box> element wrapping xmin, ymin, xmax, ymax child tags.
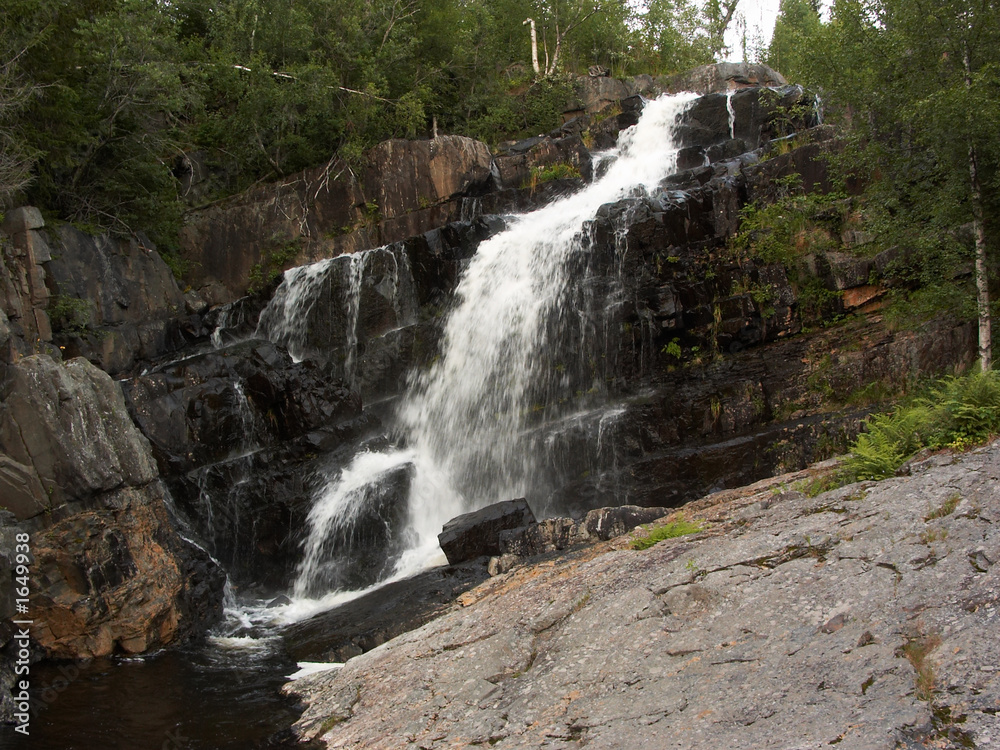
<box><xmin>0</xmin><ymin>63</ymin><xmax>978</xmax><ymax>661</ymax></box>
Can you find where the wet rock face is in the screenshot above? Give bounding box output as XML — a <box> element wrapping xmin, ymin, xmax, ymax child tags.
<box><xmin>0</xmin><ymin>356</ymin><xmax>157</xmax><ymax>517</ymax></box>
<box><xmin>284</xmin><ymin>561</ymin><xmax>491</xmax><ymax>664</ymax></box>
<box><xmin>0</xmin><ymin>355</ymin><xmax>223</xmax><ymax>659</ymax></box>
<box><xmin>121</xmin><ymin>340</ymin><xmax>370</xmax><ymax>590</ymax></box>
<box><xmin>298</xmin><ymin>461</ymin><xmax>416</xmax><ymax>595</ymax></box>
<box><xmin>287</xmin><ymin>442</ymin><xmax>1000</xmax><ymax>750</ymax></box>
<box><xmin>26</xmin><ymin>483</ymin><xmax>224</xmax><ymax>659</ymax></box>
<box><xmin>123</xmin><ymin>340</ymin><xmax>360</xmax><ymax>475</ymax></box>
<box><xmin>510</xmin><ymin>127</ymin><xmax>973</xmax><ymax>518</ymax></box>
<box><xmin>245</xmin><ymin>216</ymin><xmax>502</xmax><ymax>402</ymax></box>
<box><xmin>674</xmin><ymin>85</ymin><xmax>821</xmax><ymax>170</ymax></box>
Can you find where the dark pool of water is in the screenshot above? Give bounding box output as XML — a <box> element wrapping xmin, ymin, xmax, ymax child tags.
<box><xmin>3</xmin><ymin>634</ymin><xmax>303</xmax><ymax>750</ymax></box>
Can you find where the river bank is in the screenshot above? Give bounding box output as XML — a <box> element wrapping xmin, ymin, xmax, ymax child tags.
<box><xmin>287</xmin><ymin>441</ymin><xmax>1000</xmax><ymax>749</ymax></box>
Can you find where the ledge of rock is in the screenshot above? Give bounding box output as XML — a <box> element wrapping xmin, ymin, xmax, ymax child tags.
<box><xmin>287</xmin><ymin>440</ymin><xmax>1000</xmax><ymax>749</ymax></box>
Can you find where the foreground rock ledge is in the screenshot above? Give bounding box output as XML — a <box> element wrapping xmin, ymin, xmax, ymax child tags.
<box><xmin>286</xmin><ymin>443</ymin><xmax>1000</xmax><ymax>749</ymax></box>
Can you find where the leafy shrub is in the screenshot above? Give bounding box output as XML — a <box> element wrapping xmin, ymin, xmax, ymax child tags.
<box><xmin>48</xmin><ymin>295</ymin><xmax>93</xmax><ymax>334</ymax></box>
<box><xmin>842</xmin><ymin>370</ymin><xmax>1000</xmax><ymax>481</ymax></box>
<box><xmin>526</xmin><ymin>161</ymin><xmax>582</xmax><ymax>190</ymax></box>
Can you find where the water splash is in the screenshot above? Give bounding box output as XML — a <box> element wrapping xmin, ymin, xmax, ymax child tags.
<box><xmin>290</xmin><ymin>93</ymin><xmax>699</xmax><ymax>600</ymax></box>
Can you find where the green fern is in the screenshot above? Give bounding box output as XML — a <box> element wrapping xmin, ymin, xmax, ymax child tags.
<box><xmin>843</xmin><ymin>371</ymin><xmax>1000</xmax><ymax>482</ymax></box>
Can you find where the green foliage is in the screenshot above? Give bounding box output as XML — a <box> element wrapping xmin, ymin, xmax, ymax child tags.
<box><xmin>247</xmin><ymin>238</ymin><xmax>301</xmax><ymax>294</ymax></box>
<box><xmin>777</xmin><ymin>0</ymin><xmax>1000</xmax><ymax>361</ymax></box>
<box><xmin>527</xmin><ymin>161</ymin><xmax>581</xmax><ymax>188</ymax></box>
<box><xmin>159</xmin><ymin>250</ymin><xmax>193</xmax><ymax>282</ymax></box>
<box><xmin>883</xmin><ymin>285</ymin><xmax>977</xmax><ymax>333</ymax></box>
<box><xmin>730</xmin><ymin>182</ymin><xmax>845</xmax><ymax>266</ymax></box>
<box><xmin>466</xmin><ymin>75</ymin><xmax>575</xmax><ymax>145</ymax></box>
<box><xmin>630</xmin><ymin>0</ymin><xmax>715</xmax><ymax>75</ymax></box>
<box><xmin>661</xmin><ymin>337</ymin><xmax>682</xmax><ymax>359</ymax></box>
<box><xmin>48</xmin><ymin>295</ymin><xmax>93</xmax><ymax>334</ymax></box>
<box><xmin>765</xmin><ymin>0</ymin><xmax>823</xmax><ymax>83</ymax></box>
<box><xmin>632</xmin><ymin>518</ymin><xmax>704</xmax><ymax>550</ymax></box>
<box><xmin>843</xmin><ymin>371</ymin><xmax>1000</xmax><ymax>481</ymax></box>
<box><xmin>925</xmin><ymin>492</ymin><xmax>961</xmax><ymax>522</ymax></box>
<box><xmin>0</xmin><ymin>0</ymin><xmax>756</xmax><ymax>239</ymax></box>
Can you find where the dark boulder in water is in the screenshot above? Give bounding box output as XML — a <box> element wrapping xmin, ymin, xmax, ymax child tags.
<box><xmin>438</xmin><ymin>499</ymin><xmax>537</xmax><ymax>565</ymax></box>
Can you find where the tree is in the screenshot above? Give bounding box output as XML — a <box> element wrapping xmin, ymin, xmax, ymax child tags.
<box><xmin>522</xmin><ymin>0</ymin><xmax>620</xmax><ymax>76</ymax></box>
<box><xmin>703</xmin><ymin>0</ymin><xmax>741</xmax><ymax>59</ymax></box>
<box><xmin>766</xmin><ymin>0</ymin><xmax>822</xmax><ymax>81</ymax></box>
<box><xmin>810</xmin><ymin>0</ymin><xmax>1000</xmax><ymax>369</ymax></box>
<box><xmin>635</xmin><ymin>0</ymin><xmax>715</xmax><ymax>75</ymax></box>
<box><xmin>0</xmin><ymin>32</ymin><xmax>39</xmax><ymax>206</ymax></box>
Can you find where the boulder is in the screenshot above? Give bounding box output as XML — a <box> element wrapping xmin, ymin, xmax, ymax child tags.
<box><xmin>498</xmin><ymin>517</ymin><xmax>590</xmax><ymax>558</ymax></box>
<box><xmin>0</xmin><ymin>356</ymin><xmax>157</xmax><ymax>515</ymax></box>
<box><xmin>663</xmin><ymin>62</ymin><xmax>787</xmax><ymax>95</ymax></box>
<box><xmin>0</xmin><ymin>355</ymin><xmax>224</xmax><ymax>658</ymax></box>
<box><xmin>584</xmin><ymin>505</ymin><xmax>674</xmax><ymax>540</ymax></box>
<box><xmin>487</xmin><ymin>506</ymin><xmax>675</xmax><ymax>575</ymax></box>
<box><xmin>438</xmin><ymin>499</ymin><xmax>537</xmax><ymax>565</ymax></box>
<box><xmin>564</xmin><ymin>75</ymin><xmax>658</xmax><ymax>118</ymax></box>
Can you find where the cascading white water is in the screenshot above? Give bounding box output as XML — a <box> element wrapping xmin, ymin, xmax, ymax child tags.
<box><xmin>726</xmin><ymin>90</ymin><xmax>736</xmax><ymax>140</ymax></box>
<box><xmin>291</xmin><ymin>93</ymin><xmax>699</xmax><ymax>601</ymax></box>
<box><xmin>256</xmin><ymin>257</ymin><xmax>337</xmax><ymax>362</ymax></box>
<box><xmin>341</xmin><ymin>252</ymin><xmax>366</xmax><ymax>385</ymax></box>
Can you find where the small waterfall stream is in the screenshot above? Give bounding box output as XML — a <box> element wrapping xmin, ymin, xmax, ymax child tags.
<box><xmin>284</xmin><ymin>93</ymin><xmax>699</xmax><ymax>602</ymax></box>
<box><xmin>726</xmin><ymin>90</ymin><xmax>737</xmax><ymax>139</ymax></box>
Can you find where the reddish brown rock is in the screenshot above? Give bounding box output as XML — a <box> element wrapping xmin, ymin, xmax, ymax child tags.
<box><xmin>180</xmin><ymin>136</ymin><xmax>494</xmax><ymax>301</ymax></box>
<box><xmin>27</xmin><ymin>482</ymin><xmax>217</xmax><ymax>659</ymax></box>
<box><xmin>0</xmin><ymin>355</ymin><xmax>223</xmax><ymax>658</ymax></box>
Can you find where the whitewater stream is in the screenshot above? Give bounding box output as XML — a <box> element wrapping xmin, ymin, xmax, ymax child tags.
<box><xmin>285</xmin><ymin>92</ymin><xmax>699</xmax><ymax>608</ymax></box>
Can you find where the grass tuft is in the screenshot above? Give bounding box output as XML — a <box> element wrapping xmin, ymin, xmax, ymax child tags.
<box><xmin>632</xmin><ymin>518</ymin><xmax>704</xmax><ymax>550</ymax></box>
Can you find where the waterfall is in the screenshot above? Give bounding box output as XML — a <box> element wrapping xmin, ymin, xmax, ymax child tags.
<box><xmin>255</xmin><ymin>257</ymin><xmax>338</xmax><ymax>363</ymax></box>
<box><xmin>726</xmin><ymin>91</ymin><xmax>736</xmax><ymax>140</ymax></box>
<box><xmin>255</xmin><ymin>244</ymin><xmax>418</xmax><ymax>391</ymax></box>
<box><xmin>291</xmin><ymin>93</ymin><xmax>699</xmax><ymax>600</ymax></box>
